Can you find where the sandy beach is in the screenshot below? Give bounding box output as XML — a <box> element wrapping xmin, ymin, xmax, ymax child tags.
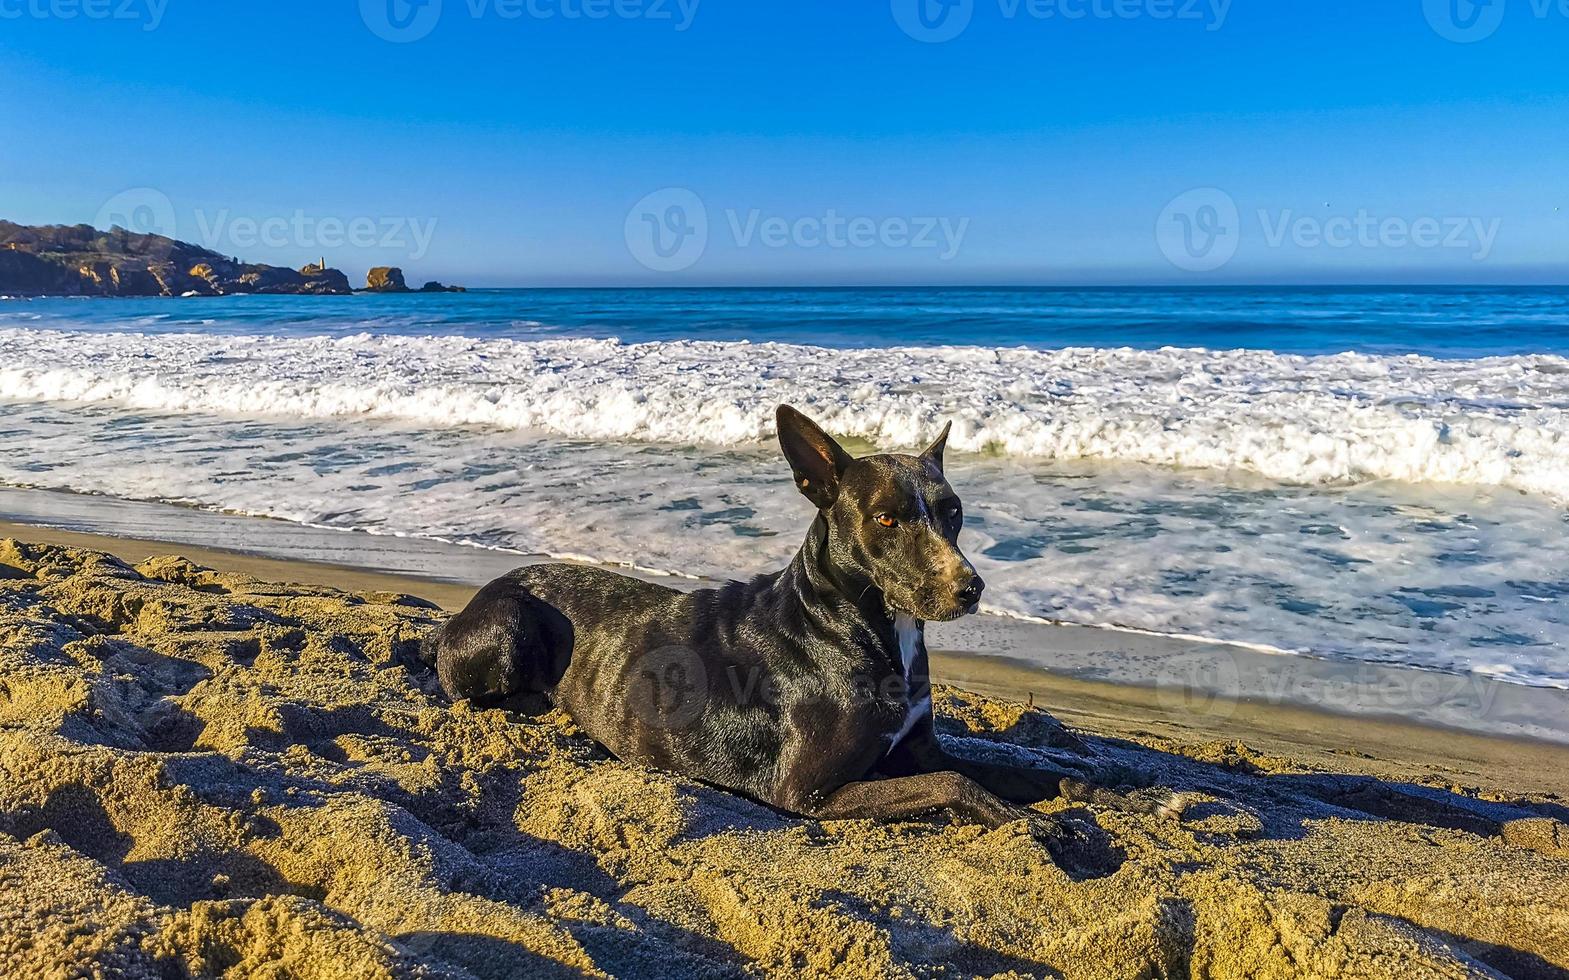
<box><xmin>2</xmin><ymin>526</ymin><xmax>1567</xmax><ymax>978</ymax></box>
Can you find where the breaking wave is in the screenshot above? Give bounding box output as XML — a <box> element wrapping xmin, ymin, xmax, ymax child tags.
<box><xmin>1</xmin><ymin>326</ymin><xmax>1567</xmax><ymax>501</ymax></box>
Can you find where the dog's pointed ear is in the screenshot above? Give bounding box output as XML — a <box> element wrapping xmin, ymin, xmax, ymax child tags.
<box><xmin>777</xmin><ymin>405</ymin><xmax>853</xmax><ymax>509</ymax></box>
<box><xmin>920</xmin><ymin>421</ymin><xmax>953</xmax><ymax>471</ymax></box>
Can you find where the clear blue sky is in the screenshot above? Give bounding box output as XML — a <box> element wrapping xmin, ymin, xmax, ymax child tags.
<box><xmin>1</xmin><ymin>0</ymin><xmax>1564</xmax><ymax>285</ymax></box>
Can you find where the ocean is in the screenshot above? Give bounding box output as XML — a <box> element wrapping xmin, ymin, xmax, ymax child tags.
<box><xmin>1</xmin><ymin>286</ymin><xmax>1566</xmax><ymax>689</ymax></box>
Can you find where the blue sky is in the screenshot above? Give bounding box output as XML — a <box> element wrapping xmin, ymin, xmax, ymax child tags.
<box><xmin>1</xmin><ymin>0</ymin><xmax>1564</xmax><ymax>285</ymax></box>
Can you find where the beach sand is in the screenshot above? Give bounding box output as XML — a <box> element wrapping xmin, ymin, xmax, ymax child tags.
<box><xmin>2</xmin><ymin>530</ymin><xmax>1568</xmax><ymax>978</ymax></box>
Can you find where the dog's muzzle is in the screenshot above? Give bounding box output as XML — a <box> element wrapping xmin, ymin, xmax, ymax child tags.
<box><xmin>956</xmin><ymin>576</ymin><xmax>985</xmax><ymax>615</ymax></box>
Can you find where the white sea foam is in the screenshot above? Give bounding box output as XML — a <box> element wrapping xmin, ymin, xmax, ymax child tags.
<box><xmin>0</xmin><ymin>396</ymin><xmax>1564</xmax><ymax>687</ymax></box>
<box><xmin>2</xmin><ymin>327</ymin><xmax>1567</xmax><ymax>502</ymax></box>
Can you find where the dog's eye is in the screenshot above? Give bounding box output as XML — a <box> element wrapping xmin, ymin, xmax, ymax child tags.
<box><xmin>875</xmin><ymin>514</ymin><xmax>897</xmax><ymax>528</ymax></box>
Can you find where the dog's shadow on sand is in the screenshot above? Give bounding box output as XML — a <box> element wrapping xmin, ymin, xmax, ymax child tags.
<box><xmin>996</xmin><ymin>719</ymin><xmax>1569</xmax><ymax>980</ymax></box>
<box><xmin>969</xmin><ymin>705</ymin><xmax>1567</xmax><ymax>849</ymax></box>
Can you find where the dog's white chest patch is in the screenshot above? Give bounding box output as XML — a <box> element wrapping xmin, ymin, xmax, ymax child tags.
<box><xmin>887</xmin><ymin>613</ymin><xmax>931</xmax><ymax>756</ymax></box>
<box><xmin>894</xmin><ymin>612</ymin><xmax>921</xmax><ymax>679</ymax></box>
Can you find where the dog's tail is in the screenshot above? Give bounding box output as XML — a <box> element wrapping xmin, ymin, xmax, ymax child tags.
<box><xmin>1060</xmin><ymin>778</ymin><xmax>1190</xmax><ymax>820</ymax></box>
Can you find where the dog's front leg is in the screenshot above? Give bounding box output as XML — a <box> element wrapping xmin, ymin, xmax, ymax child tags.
<box><xmin>804</xmin><ymin>771</ymin><xmax>1028</xmax><ymax>830</ymax></box>
<box><xmin>801</xmin><ymin>772</ymin><xmax>1093</xmax><ymax>857</ymax></box>
<box><xmin>885</xmin><ymin>724</ymin><xmax>1083</xmax><ymax>802</ymax></box>
<box><xmin>935</xmin><ymin>752</ymin><xmax>1084</xmax><ymax>803</ymax></box>
<box><xmin>889</xmin><ymin>727</ymin><xmax>1185</xmax><ymax>818</ymax></box>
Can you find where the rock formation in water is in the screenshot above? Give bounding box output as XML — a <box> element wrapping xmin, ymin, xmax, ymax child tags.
<box><xmin>364</xmin><ymin>266</ymin><xmax>409</xmax><ymax>292</ymax></box>
<box><xmin>364</xmin><ymin>266</ymin><xmax>465</xmax><ymax>293</ymax></box>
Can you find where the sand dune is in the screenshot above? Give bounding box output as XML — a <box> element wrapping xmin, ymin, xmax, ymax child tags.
<box><xmin>1</xmin><ymin>538</ymin><xmax>1566</xmax><ymax>978</ymax></box>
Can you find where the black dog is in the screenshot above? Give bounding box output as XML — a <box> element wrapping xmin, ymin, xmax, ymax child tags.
<box><xmin>429</xmin><ymin>405</ymin><xmax>1177</xmax><ymax>847</ymax></box>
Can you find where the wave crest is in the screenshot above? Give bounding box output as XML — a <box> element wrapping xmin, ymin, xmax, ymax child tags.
<box><xmin>2</xmin><ymin>327</ymin><xmax>1566</xmax><ymax>500</ymax></box>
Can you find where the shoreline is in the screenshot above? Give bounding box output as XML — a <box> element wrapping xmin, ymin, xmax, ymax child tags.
<box><xmin>5</xmin><ymin>482</ymin><xmax>1568</xmax><ymax>739</ymax></box>
<box><xmin>5</xmin><ymin>489</ymin><xmax>1568</xmax><ymax>798</ymax></box>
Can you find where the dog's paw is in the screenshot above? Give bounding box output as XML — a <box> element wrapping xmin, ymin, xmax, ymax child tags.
<box><xmin>1060</xmin><ymin>778</ymin><xmax>1192</xmax><ymax>820</ymax></box>
<box><xmin>1134</xmin><ymin>787</ymin><xmax>1193</xmax><ymax>821</ymax></box>
<box><xmin>1024</xmin><ymin>814</ymin><xmax>1125</xmax><ymax>880</ymax></box>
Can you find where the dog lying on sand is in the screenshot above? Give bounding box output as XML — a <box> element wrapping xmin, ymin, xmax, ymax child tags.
<box><xmin>428</xmin><ymin>406</ymin><xmax>1181</xmax><ymax>854</ymax></box>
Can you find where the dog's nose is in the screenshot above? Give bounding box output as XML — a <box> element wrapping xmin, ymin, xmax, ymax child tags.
<box><xmin>956</xmin><ymin>577</ymin><xmax>985</xmax><ymax>607</ymax></box>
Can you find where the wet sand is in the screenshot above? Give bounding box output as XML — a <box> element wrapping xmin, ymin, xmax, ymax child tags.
<box><xmin>2</xmin><ymin>530</ymin><xmax>1568</xmax><ymax>977</ymax></box>
<box><xmin>7</xmin><ymin>485</ymin><xmax>1567</xmax><ymax>747</ymax></box>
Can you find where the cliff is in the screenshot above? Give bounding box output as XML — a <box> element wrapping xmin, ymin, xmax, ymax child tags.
<box><xmin>0</xmin><ymin>221</ymin><xmax>353</xmax><ymax>297</ymax></box>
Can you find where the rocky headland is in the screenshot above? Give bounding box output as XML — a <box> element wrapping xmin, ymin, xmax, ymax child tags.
<box><xmin>0</xmin><ymin>222</ymin><xmax>352</xmax><ymax>297</ymax></box>
<box><xmin>0</xmin><ymin>222</ymin><xmax>465</xmax><ymax>298</ymax></box>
